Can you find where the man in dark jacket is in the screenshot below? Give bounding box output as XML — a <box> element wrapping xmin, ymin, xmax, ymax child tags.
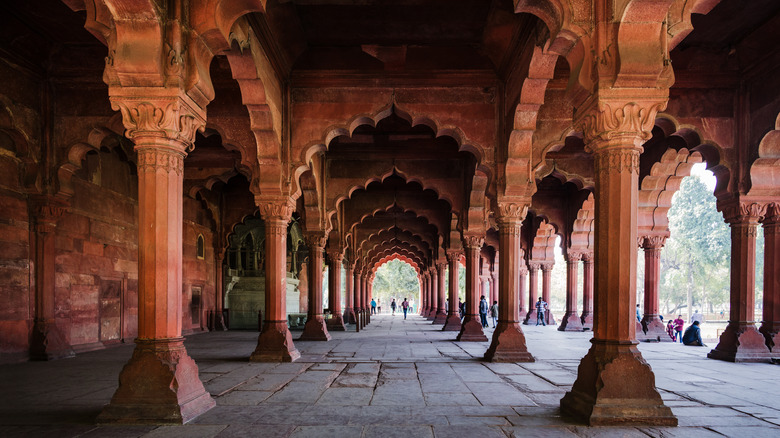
<box><xmin>682</xmin><ymin>320</ymin><xmax>706</xmax><ymax>346</ymax></box>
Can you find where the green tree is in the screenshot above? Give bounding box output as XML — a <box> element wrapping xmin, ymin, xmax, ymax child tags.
<box><xmin>372</xmin><ymin>259</ymin><xmax>420</xmax><ymax>308</ymax></box>
<box><xmin>661</xmin><ymin>175</ymin><xmax>730</xmax><ymax>315</ymax></box>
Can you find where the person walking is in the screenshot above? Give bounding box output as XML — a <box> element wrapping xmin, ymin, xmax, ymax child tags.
<box><xmin>390</xmin><ymin>299</ymin><xmax>397</xmax><ymax>315</ymax></box>
<box><xmin>535</xmin><ymin>297</ymin><xmax>547</xmax><ymax>326</ymax></box>
<box><xmin>490</xmin><ymin>300</ymin><xmax>498</xmax><ymax>328</ymax></box>
<box><xmin>636</xmin><ymin>304</ymin><xmax>642</xmax><ymax>322</ymax></box>
<box><xmin>479</xmin><ymin>295</ymin><xmax>489</xmax><ymax>328</ymax></box>
<box><xmin>370</xmin><ymin>298</ymin><xmax>377</xmax><ymax>314</ymax></box>
<box><xmin>666</xmin><ymin>319</ymin><xmax>676</xmax><ymax>341</ymax></box>
<box><xmin>673</xmin><ymin>314</ymin><xmax>684</xmax><ymax>343</ymax></box>
<box><xmin>401</xmin><ymin>298</ymin><xmax>409</xmax><ymax>320</ymax></box>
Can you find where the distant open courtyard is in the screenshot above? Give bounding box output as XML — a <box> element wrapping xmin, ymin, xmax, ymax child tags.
<box><xmin>1</xmin><ymin>314</ymin><xmax>779</xmax><ymax>437</ymax></box>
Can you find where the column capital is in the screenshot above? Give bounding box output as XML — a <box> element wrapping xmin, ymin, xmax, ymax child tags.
<box><xmin>721</xmin><ymin>200</ymin><xmax>766</xmax><ymax>225</ymax></box>
<box><xmin>495</xmin><ymin>200</ymin><xmax>529</xmax><ymax>226</ymax></box>
<box><xmin>111</xmin><ymin>95</ymin><xmax>205</xmax><ymax>149</ymax></box>
<box><xmin>29</xmin><ymin>195</ymin><xmax>69</xmax><ymax>233</ymax></box>
<box><xmin>641</xmin><ymin>235</ymin><xmax>667</xmax><ymax>250</ymax></box>
<box><xmin>462</xmin><ymin>235</ymin><xmax>485</xmax><ymax>250</ymax></box>
<box><xmin>763</xmin><ymin>202</ymin><xmax>780</xmax><ymax>224</ymax></box>
<box><xmin>581</xmin><ymin>252</ymin><xmax>594</xmax><ymax>263</ymax></box>
<box><xmin>257</xmin><ymin>197</ymin><xmax>296</xmax><ymax>223</ymax></box>
<box><xmin>326</xmin><ymin>249</ymin><xmax>343</xmax><ymax>264</ymax></box>
<box><xmin>304</xmin><ymin>231</ymin><xmax>327</xmax><ymax>251</ymax></box>
<box><xmin>565</xmin><ymin>251</ymin><xmax>583</xmax><ymax>263</ymax></box>
<box><xmin>446</xmin><ymin>250</ymin><xmax>463</xmax><ymax>263</ymax></box>
<box><xmin>576</xmin><ymin>96</ymin><xmax>667</xmax><ymax>149</ymax></box>
<box><xmin>540</xmin><ymin>262</ymin><xmax>554</xmax><ymax>273</ymax></box>
<box><xmin>528</xmin><ymin>261</ymin><xmax>541</xmax><ymax>271</ymax></box>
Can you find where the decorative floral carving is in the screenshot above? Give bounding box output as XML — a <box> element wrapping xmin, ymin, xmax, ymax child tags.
<box><xmin>722</xmin><ymin>201</ymin><xmax>767</xmax><ymax>224</ymax></box>
<box><xmin>462</xmin><ymin>235</ymin><xmax>485</xmax><ymax>249</ymax></box>
<box><xmin>577</xmin><ymin>101</ymin><xmax>667</xmax><ymax>144</ymax></box>
<box><xmin>305</xmin><ymin>232</ymin><xmax>327</xmax><ymax>250</ymax></box>
<box><xmin>258</xmin><ymin>200</ymin><xmax>295</xmax><ymax>222</ymax></box>
<box><xmin>496</xmin><ymin>202</ymin><xmax>529</xmax><ymax>221</ymax></box>
<box><xmin>137</xmin><ymin>148</ymin><xmax>184</xmax><ymax>175</ymax></box>
<box><xmin>566</xmin><ymin>251</ymin><xmax>583</xmax><ymax>263</ymax></box>
<box><xmin>111</xmin><ymin>98</ymin><xmax>205</xmax><ymax>146</ymax></box>
<box><xmin>642</xmin><ymin>235</ymin><xmax>667</xmax><ymax>250</ymax></box>
<box><xmin>593</xmin><ymin>149</ymin><xmax>640</xmax><ymax>174</ymax></box>
<box><xmin>528</xmin><ymin>262</ymin><xmax>541</xmax><ymax>271</ymax></box>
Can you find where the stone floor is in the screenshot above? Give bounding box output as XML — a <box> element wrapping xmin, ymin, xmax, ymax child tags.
<box><xmin>2</xmin><ymin>313</ymin><xmax>779</xmax><ymax>437</ymax></box>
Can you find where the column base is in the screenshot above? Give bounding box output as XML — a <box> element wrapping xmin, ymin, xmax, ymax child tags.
<box><xmin>456</xmin><ymin>316</ymin><xmax>488</xmax><ymax>341</ymax></box>
<box><xmin>213</xmin><ymin>312</ymin><xmax>228</xmax><ymax>331</ymax></box>
<box><xmin>299</xmin><ymin>315</ymin><xmax>332</xmax><ymax>341</ymax></box>
<box><xmin>758</xmin><ymin>324</ymin><xmax>779</xmax><ymax>357</ymax></box>
<box><xmin>558</xmin><ymin>311</ymin><xmax>583</xmax><ymax>332</ymax></box>
<box><xmin>251</xmin><ymin>321</ymin><xmax>301</xmax><ymax>362</ymax></box>
<box><xmin>442</xmin><ymin>314</ymin><xmax>462</xmax><ymax>331</ymax></box>
<box><xmin>327</xmin><ymin>314</ymin><xmax>346</xmax><ymax>331</ymax></box>
<box><xmin>546</xmin><ymin>311</ymin><xmax>556</xmax><ymax>325</ymax></box>
<box><xmin>30</xmin><ymin>319</ymin><xmax>75</xmax><ymax>361</ymax></box>
<box><xmin>638</xmin><ymin>317</ymin><xmax>668</xmax><ymax>342</ymax></box>
<box><xmin>561</xmin><ymin>340</ymin><xmax>676</xmax><ymax>426</ymax></box>
<box><xmin>484</xmin><ymin>322</ymin><xmax>534</xmax><ymax>362</ymax></box>
<box><xmin>523</xmin><ymin>309</ymin><xmax>538</xmax><ymax>325</ymax></box>
<box><xmin>519</xmin><ymin>308</ymin><xmax>527</xmax><ymax>321</ymax></box>
<box><xmin>708</xmin><ymin>323</ymin><xmax>773</xmax><ymax>363</ymax></box>
<box><xmin>97</xmin><ymin>338</ymin><xmax>215</xmax><ymax>424</ymax></box>
<box><xmin>432</xmin><ymin>311</ymin><xmax>448</xmax><ymax>324</ymax></box>
<box><xmin>581</xmin><ymin>312</ymin><xmax>593</xmax><ymax>330</ymax></box>
<box><xmin>344</xmin><ymin>308</ymin><xmax>356</xmax><ymax>325</ymax></box>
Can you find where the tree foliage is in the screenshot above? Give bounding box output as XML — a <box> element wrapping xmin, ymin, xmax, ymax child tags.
<box><xmin>660</xmin><ymin>175</ymin><xmax>731</xmax><ymax>314</ymax></box>
<box><xmin>372</xmin><ymin>259</ymin><xmax>420</xmax><ymax>307</ymax></box>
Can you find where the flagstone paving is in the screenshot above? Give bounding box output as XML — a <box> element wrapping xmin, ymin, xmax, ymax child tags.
<box><xmin>1</xmin><ymin>313</ymin><xmax>779</xmax><ymax>437</ymax></box>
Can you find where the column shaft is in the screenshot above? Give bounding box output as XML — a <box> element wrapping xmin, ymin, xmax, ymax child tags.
<box><xmin>442</xmin><ymin>253</ymin><xmax>462</xmax><ymax>331</ymax></box>
<box><xmin>524</xmin><ymin>264</ymin><xmax>539</xmax><ymax>324</ymax></box>
<box><xmin>708</xmin><ymin>203</ymin><xmax>772</xmax><ymax>362</ymax></box>
<box><xmin>581</xmin><ymin>255</ymin><xmax>594</xmax><ymax>330</ymax></box>
<box><xmin>640</xmin><ymin>238</ymin><xmax>667</xmax><ymax>341</ymax></box>
<box><xmin>559</xmin><ymin>254</ymin><xmax>583</xmax><ymax>331</ymax></box>
<box><xmin>457</xmin><ymin>238</ymin><xmax>488</xmax><ymax>341</ymax></box>
<box><xmin>344</xmin><ymin>264</ymin><xmax>356</xmax><ymax>324</ymax></box>
<box><xmin>541</xmin><ymin>264</ymin><xmax>555</xmax><ymax>324</ymax></box>
<box><xmin>327</xmin><ymin>254</ymin><xmax>346</xmax><ymax>331</ymax></box>
<box><xmin>485</xmin><ymin>211</ymin><xmax>533</xmax><ymax>362</ymax></box>
<box><xmin>760</xmin><ymin>206</ymin><xmax>780</xmax><ymax>356</ymax></box>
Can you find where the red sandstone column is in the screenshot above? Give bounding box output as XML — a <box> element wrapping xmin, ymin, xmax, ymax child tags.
<box><xmin>518</xmin><ymin>265</ymin><xmax>528</xmax><ymax>320</ymax></box>
<box><xmin>363</xmin><ymin>274</ymin><xmax>370</xmax><ymax>324</ymax></box>
<box><xmin>559</xmin><ymin>252</ymin><xmax>583</xmax><ymax>331</ymax></box>
<box><xmin>708</xmin><ymin>202</ymin><xmax>772</xmax><ymax>362</ymax></box>
<box><xmin>760</xmin><ymin>203</ymin><xmax>780</xmax><ymax>356</ymax></box>
<box><xmin>99</xmin><ymin>100</ymin><xmax>215</xmax><ymax>423</ymax></box>
<box><xmin>213</xmin><ymin>250</ymin><xmax>227</xmax><ymax>331</ymax></box>
<box><xmin>458</xmin><ymin>236</ymin><xmax>488</xmax><ymax>341</ymax></box>
<box><xmin>29</xmin><ymin>196</ymin><xmax>75</xmax><ymax>360</ymax></box>
<box><xmin>425</xmin><ymin>270</ymin><xmax>435</xmax><ymax>319</ymax></box>
<box><xmin>251</xmin><ymin>201</ymin><xmax>300</xmax><ymax>362</ymax></box>
<box><xmin>300</xmin><ymin>232</ymin><xmax>330</xmax><ymax>340</ymax></box>
<box><xmin>343</xmin><ymin>261</ymin><xmax>356</xmax><ymax>324</ymax></box>
<box><xmin>442</xmin><ymin>251</ymin><xmax>463</xmax><ymax>331</ymax></box>
<box><xmin>433</xmin><ymin>263</ymin><xmax>448</xmax><ymax>324</ymax></box>
<box><xmin>420</xmin><ymin>272</ymin><xmax>428</xmax><ymax>316</ymax></box>
<box><xmin>541</xmin><ymin>263</ymin><xmax>556</xmax><ymax>325</ymax></box>
<box><xmin>560</xmin><ymin>105</ymin><xmax>674</xmax><ymax>425</ymax></box>
<box><xmin>354</xmin><ymin>268</ymin><xmax>363</xmax><ymax>328</ymax></box>
<box><xmin>326</xmin><ymin>251</ymin><xmax>346</xmax><ymax>331</ymax></box>
<box><xmin>640</xmin><ymin>236</ymin><xmax>667</xmax><ymax>341</ymax></box>
<box><xmin>524</xmin><ymin>262</ymin><xmax>540</xmax><ymax>324</ymax></box>
<box><xmin>485</xmin><ymin>205</ymin><xmax>534</xmax><ymax>362</ymax></box>
<box><xmin>580</xmin><ymin>253</ymin><xmax>594</xmax><ymax>330</ymax></box>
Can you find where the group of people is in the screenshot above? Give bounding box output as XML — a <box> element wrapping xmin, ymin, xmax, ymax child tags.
<box><xmin>665</xmin><ymin>310</ymin><xmax>706</xmax><ymax>347</ymax></box>
<box><xmin>388</xmin><ymin>298</ymin><xmax>410</xmax><ymax>319</ymax></box>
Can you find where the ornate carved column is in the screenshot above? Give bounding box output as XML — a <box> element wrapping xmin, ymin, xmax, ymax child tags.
<box><xmin>300</xmin><ymin>233</ymin><xmax>330</xmax><ymax>341</ymax></box>
<box><xmin>442</xmin><ymin>250</ymin><xmax>463</xmax><ymax>331</ymax></box>
<box><xmin>580</xmin><ymin>253</ymin><xmax>594</xmax><ymax>330</ymax></box>
<box><xmin>485</xmin><ymin>204</ymin><xmax>534</xmax><ymax>362</ymax></box>
<box><xmin>420</xmin><ymin>272</ymin><xmax>428</xmax><ymax>316</ymax></box>
<box><xmin>518</xmin><ymin>264</ymin><xmax>528</xmax><ymax>320</ymax></box>
<box><xmin>457</xmin><ymin>236</ymin><xmax>488</xmax><ymax>341</ymax></box>
<box><xmin>540</xmin><ymin>262</ymin><xmax>555</xmax><ymax>325</ymax></box>
<box><xmin>99</xmin><ymin>97</ymin><xmax>215</xmax><ymax>423</ymax></box>
<box><xmin>29</xmin><ymin>196</ymin><xmax>74</xmax><ymax>360</ymax></box>
<box><xmin>362</xmin><ymin>273</ymin><xmax>370</xmax><ymax>325</ymax></box>
<box><xmin>760</xmin><ymin>203</ymin><xmax>780</xmax><ymax>356</ymax></box>
<box><xmin>343</xmin><ymin>259</ymin><xmax>356</xmax><ymax>325</ymax></box>
<box><xmin>559</xmin><ymin>252</ymin><xmax>583</xmax><ymax>331</ymax></box>
<box><xmin>433</xmin><ymin>262</ymin><xmax>448</xmax><ymax>324</ymax></box>
<box><xmin>523</xmin><ymin>262</ymin><xmax>540</xmax><ymax>324</ymax></box>
<box><xmin>560</xmin><ymin>99</ymin><xmax>674</xmax><ymax>426</ymax></box>
<box><xmin>425</xmin><ymin>270</ymin><xmax>434</xmax><ymax>319</ymax></box>
<box><xmin>708</xmin><ymin>202</ymin><xmax>772</xmax><ymax>362</ymax></box>
<box><xmin>213</xmin><ymin>250</ymin><xmax>227</xmax><ymax>331</ymax></box>
<box><xmin>639</xmin><ymin>236</ymin><xmax>667</xmax><ymax>341</ymax></box>
<box><xmin>251</xmin><ymin>200</ymin><xmax>300</xmax><ymax>362</ymax></box>
<box><xmin>326</xmin><ymin>251</ymin><xmax>346</xmax><ymax>331</ymax></box>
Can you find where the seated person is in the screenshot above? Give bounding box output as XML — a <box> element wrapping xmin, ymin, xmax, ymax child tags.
<box><xmin>682</xmin><ymin>320</ymin><xmax>706</xmax><ymax>346</ymax></box>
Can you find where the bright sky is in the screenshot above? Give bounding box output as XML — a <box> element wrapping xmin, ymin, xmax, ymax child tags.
<box><xmin>690</xmin><ymin>162</ymin><xmax>717</xmax><ymax>192</ymax></box>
